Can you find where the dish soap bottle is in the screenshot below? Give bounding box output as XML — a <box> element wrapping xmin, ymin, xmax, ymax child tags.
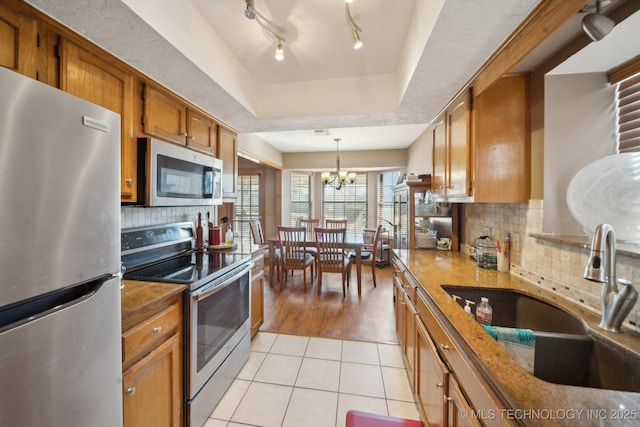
<box><xmin>464</xmin><ymin>300</ymin><xmax>476</xmax><ymax>319</ymax></box>
<box><xmin>225</xmin><ymin>223</ymin><xmax>234</xmax><ymax>245</ymax></box>
<box><xmin>476</xmin><ymin>297</ymin><xmax>493</xmax><ymax>325</ymax></box>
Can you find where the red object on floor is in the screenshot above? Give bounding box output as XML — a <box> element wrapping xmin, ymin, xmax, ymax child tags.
<box><xmin>345</xmin><ymin>410</ymin><xmax>423</xmax><ymax>427</ymax></box>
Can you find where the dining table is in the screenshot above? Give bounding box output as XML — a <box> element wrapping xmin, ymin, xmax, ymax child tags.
<box><xmin>265</xmin><ymin>232</ymin><xmax>366</xmax><ymax>294</ymax></box>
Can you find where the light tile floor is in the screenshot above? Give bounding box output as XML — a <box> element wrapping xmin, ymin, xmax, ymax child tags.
<box><xmin>205</xmin><ymin>332</ymin><xmax>421</xmax><ymax>427</ymax></box>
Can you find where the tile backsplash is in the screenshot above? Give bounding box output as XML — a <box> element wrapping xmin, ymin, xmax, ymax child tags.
<box><xmin>461</xmin><ymin>200</ymin><xmax>640</xmax><ymax>331</ymax></box>
<box><xmin>121</xmin><ymin>206</ymin><xmax>214</xmax><ymax>230</ymax></box>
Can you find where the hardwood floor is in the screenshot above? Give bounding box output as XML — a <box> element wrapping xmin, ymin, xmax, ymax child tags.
<box><xmin>260</xmin><ymin>265</ymin><xmax>398</xmax><ymax>344</ymax></box>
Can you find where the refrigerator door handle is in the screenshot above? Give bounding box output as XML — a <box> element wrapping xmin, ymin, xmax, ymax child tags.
<box><xmin>0</xmin><ymin>279</ymin><xmax>107</xmax><ymax>333</ymax></box>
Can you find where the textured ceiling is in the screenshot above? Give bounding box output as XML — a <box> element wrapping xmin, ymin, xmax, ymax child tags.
<box><xmin>27</xmin><ymin>0</ymin><xmax>545</xmax><ymax>152</ymax></box>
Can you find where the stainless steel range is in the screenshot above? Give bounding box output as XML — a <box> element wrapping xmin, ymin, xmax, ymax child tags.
<box><xmin>121</xmin><ymin>222</ymin><xmax>252</xmax><ymax>427</ymax></box>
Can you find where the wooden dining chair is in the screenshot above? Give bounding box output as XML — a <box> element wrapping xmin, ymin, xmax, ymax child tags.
<box><xmin>314</xmin><ymin>227</ymin><xmax>351</xmax><ymax>296</ymax></box>
<box><xmin>350</xmin><ymin>224</ymin><xmax>382</xmax><ymax>288</ymax></box>
<box><xmin>299</xmin><ymin>218</ymin><xmax>320</xmax><ymax>277</ymax></box>
<box><xmin>277</xmin><ymin>226</ymin><xmax>315</xmax><ymax>291</ymax></box>
<box><xmin>325</xmin><ymin>218</ymin><xmax>348</xmax><ymax>229</ymax></box>
<box><xmin>249</xmin><ymin>219</ymin><xmax>279</xmax><ymax>284</ymax></box>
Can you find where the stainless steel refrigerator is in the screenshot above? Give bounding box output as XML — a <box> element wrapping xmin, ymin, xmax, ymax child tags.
<box><xmin>0</xmin><ymin>67</ymin><xmax>123</xmax><ymax>426</ymax></box>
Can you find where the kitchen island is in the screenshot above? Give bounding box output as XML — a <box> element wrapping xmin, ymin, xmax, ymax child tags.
<box><xmin>393</xmin><ymin>249</ymin><xmax>640</xmax><ymax>427</ymax></box>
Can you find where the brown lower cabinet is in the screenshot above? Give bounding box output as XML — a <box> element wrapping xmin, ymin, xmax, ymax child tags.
<box><xmin>121</xmin><ymin>291</ymin><xmax>184</xmax><ymax>427</ymax></box>
<box><xmin>393</xmin><ymin>256</ymin><xmax>495</xmax><ymax>427</ymax></box>
<box><xmin>251</xmin><ymin>248</ymin><xmax>265</xmax><ymax>337</ymax></box>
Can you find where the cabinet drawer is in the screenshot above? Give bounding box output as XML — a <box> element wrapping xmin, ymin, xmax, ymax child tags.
<box><xmin>252</xmin><ymin>255</ymin><xmax>264</xmax><ymax>274</ymax></box>
<box><xmin>416</xmin><ymin>290</ymin><xmax>457</xmax><ymax>362</ymax></box>
<box><xmin>122</xmin><ymin>303</ymin><xmax>180</xmax><ymax>363</ymax></box>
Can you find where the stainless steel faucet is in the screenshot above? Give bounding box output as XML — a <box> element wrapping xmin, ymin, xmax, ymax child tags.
<box><xmin>583</xmin><ymin>223</ymin><xmax>638</xmax><ymax>333</ymax></box>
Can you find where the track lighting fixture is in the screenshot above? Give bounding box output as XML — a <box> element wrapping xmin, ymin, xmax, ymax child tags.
<box><xmin>243</xmin><ymin>0</ymin><xmax>286</xmax><ymax>61</ymax></box>
<box><xmin>581</xmin><ymin>0</ymin><xmax>615</xmax><ymax>42</ymax></box>
<box><xmin>346</xmin><ymin>2</ymin><xmax>363</xmax><ymax>50</ymax></box>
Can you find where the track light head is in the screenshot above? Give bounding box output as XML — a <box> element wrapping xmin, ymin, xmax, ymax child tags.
<box><xmin>352</xmin><ymin>29</ymin><xmax>363</xmax><ymax>49</ymax></box>
<box><xmin>275</xmin><ymin>42</ymin><xmax>284</xmax><ymax>61</ymax></box>
<box><xmin>581</xmin><ymin>0</ymin><xmax>615</xmax><ymax>42</ymax></box>
<box><xmin>244</xmin><ymin>0</ymin><xmax>256</xmax><ymax>19</ymax></box>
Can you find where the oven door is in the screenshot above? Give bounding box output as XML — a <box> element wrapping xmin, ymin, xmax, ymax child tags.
<box><xmin>187</xmin><ymin>261</ymin><xmax>252</xmax><ymax>398</ymax></box>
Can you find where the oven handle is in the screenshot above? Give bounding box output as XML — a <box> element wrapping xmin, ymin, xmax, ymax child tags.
<box><xmin>192</xmin><ymin>262</ymin><xmax>253</xmax><ymax>301</ymax></box>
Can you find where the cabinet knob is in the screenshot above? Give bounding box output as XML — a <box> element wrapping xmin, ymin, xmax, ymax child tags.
<box><xmin>152</xmin><ymin>326</ymin><xmax>162</xmax><ymax>335</ymax></box>
<box><xmin>436</xmin><ymin>382</ymin><xmax>444</xmax><ymax>389</ymax></box>
<box><xmin>445</xmin><ymin>395</ymin><xmax>452</xmax><ymax>402</ymax></box>
<box><xmin>125</xmin><ymin>386</ymin><xmax>136</xmax><ymax>395</ymax></box>
<box><xmin>439</xmin><ymin>343</ymin><xmax>449</xmax><ymax>351</ymax></box>
<box><xmin>183</xmin><ymin>132</ymin><xmax>188</xmax><ymax>136</ymax></box>
<box><xmin>125</xmin><ymin>178</ymin><xmax>133</xmax><ymax>185</ymax></box>
<box><xmin>188</xmin><ymin>135</ymin><xmax>195</xmax><ymax>140</ymax></box>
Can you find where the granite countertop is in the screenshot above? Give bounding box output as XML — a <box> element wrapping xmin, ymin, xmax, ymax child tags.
<box><xmin>394</xmin><ymin>249</ymin><xmax>640</xmax><ymax>426</ymax></box>
<box><xmin>120</xmin><ymin>280</ymin><xmax>187</xmax><ymax>331</ymax></box>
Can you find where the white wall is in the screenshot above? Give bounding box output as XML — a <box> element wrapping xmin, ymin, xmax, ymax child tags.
<box><xmin>407</xmin><ymin>126</ymin><xmax>433</xmax><ymax>176</ymax></box>
<box><xmin>543</xmin><ymin>72</ymin><xmax>617</xmax><ymax>234</ymax></box>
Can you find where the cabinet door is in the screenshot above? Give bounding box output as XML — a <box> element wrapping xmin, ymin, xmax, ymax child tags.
<box><xmin>0</xmin><ymin>1</ymin><xmax>39</xmax><ymax>80</ymax></box>
<box><xmin>250</xmin><ymin>252</ymin><xmax>265</xmax><ymax>337</ymax></box>
<box><xmin>416</xmin><ymin>318</ymin><xmax>448</xmax><ymax>427</ymax></box>
<box><xmin>394</xmin><ymin>280</ymin><xmax>404</xmax><ymax>343</ymax></box>
<box><xmin>143</xmin><ymin>83</ymin><xmax>187</xmax><ymax>146</ymax></box>
<box><xmin>447</xmin><ymin>89</ymin><xmax>472</xmax><ymax>197</ymax></box>
<box><xmin>187</xmin><ymin>108</ymin><xmax>216</xmax><ymax>155</ymax></box>
<box><xmin>447</xmin><ymin>376</ymin><xmax>482</xmax><ymax>427</ymax></box>
<box><xmin>432</xmin><ymin>116</ymin><xmax>447</xmax><ymax>196</ymax></box>
<box><xmin>404</xmin><ymin>296</ymin><xmax>417</xmax><ymax>389</ymax></box>
<box><xmin>473</xmin><ymin>73</ymin><xmax>530</xmax><ymax>203</ymax></box>
<box><xmin>59</xmin><ymin>38</ymin><xmax>137</xmax><ymax>202</ymax></box>
<box><xmin>123</xmin><ymin>333</ymin><xmax>182</xmax><ymax>427</ymax></box>
<box><xmin>217</xmin><ymin>125</ymin><xmax>238</xmax><ymax>200</ymax></box>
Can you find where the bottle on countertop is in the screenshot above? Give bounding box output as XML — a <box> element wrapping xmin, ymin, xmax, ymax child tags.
<box><xmin>476</xmin><ymin>297</ymin><xmax>493</xmax><ymax>325</ymax></box>
<box><xmin>195</xmin><ymin>212</ymin><xmax>204</xmax><ymax>250</ymax></box>
<box><xmin>464</xmin><ymin>300</ymin><xmax>476</xmax><ymax>320</ymax></box>
<box><xmin>225</xmin><ymin>223</ymin><xmax>234</xmax><ymax>245</ymax></box>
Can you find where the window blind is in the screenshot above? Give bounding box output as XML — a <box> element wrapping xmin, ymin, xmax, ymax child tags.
<box><xmin>616</xmin><ymin>72</ymin><xmax>640</xmax><ymax>153</ymax></box>
<box><xmin>321</xmin><ymin>173</ymin><xmax>367</xmax><ymax>234</ymax></box>
<box><xmin>290</xmin><ymin>173</ymin><xmax>311</xmax><ymax>226</ymax></box>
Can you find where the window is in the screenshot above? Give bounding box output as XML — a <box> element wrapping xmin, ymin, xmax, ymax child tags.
<box><xmin>290</xmin><ymin>172</ymin><xmax>311</xmax><ymax>226</ymax></box>
<box><xmin>378</xmin><ymin>171</ymin><xmax>402</xmax><ymax>227</ymax></box>
<box><xmin>616</xmin><ymin>72</ymin><xmax>640</xmax><ymax>153</ymax></box>
<box><xmin>234</xmin><ymin>173</ymin><xmax>262</xmax><ymax>243</ymax></box>
<box><xmin>321</xmin><ymin>173</ymin><xmax>367</xmax><ymax>234</ymax></box>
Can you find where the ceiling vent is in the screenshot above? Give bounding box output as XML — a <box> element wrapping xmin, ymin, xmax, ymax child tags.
<box><xmin>312</xmin><ymin>129</ymin><xmax>330</xmax><ymax>137</ymax></box>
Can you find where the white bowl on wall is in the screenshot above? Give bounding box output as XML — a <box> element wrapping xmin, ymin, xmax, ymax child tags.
<box><xmin>566</xmin><ymin>152</ymin><xmax>640</xmax><ymax>243</ymax></box>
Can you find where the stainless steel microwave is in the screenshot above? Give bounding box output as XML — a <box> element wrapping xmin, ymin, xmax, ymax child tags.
<box><xmin>138</xmin><ymin>138</ymin><xmax>223</xmax><ymax>206</ymax></box>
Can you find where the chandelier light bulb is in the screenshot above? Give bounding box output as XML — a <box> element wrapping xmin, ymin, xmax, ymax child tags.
<box><xmin>275</xmin><ymin>42</ymin><xmax>284</xmax><ymax>61</ymax></box>
<box><xmin>344</xmin><ymin>0</ymin><xmax>354</xmax><ymax>3</ymax></box>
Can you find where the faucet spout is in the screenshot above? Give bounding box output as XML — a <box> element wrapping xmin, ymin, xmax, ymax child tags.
<box><xmin>583</xmin><ymin>224</ymin><xmax>637</xmax><ymax>333</ymax></box>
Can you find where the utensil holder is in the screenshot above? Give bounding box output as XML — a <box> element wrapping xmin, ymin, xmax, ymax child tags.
<box><xmin>497</xmin><ymin>251</ymin><xmax>510</xmax><ymax>272</ymax></box>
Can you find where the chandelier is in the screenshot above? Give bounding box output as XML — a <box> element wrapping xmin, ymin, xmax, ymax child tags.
<box><xmin>322</xmin><ymin>138</ymin><xmax>356</xmax><ymax>190</ymax></box>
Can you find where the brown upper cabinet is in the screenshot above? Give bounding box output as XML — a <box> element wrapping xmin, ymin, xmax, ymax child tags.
<box><xmin>217</xmin><ymin>125</ymin><xmax>238</xmax><ymax>200</ymax></box>
<box><xmin>143</xmin><ymin>83</ymin><xmax>188</xmax><ymax>146</ymax></box>
<box><xmin>432</xmin><ymin>89</ymin><xmax>472</xmax><ymax>199</ymax></box>
<box><xmin>472</xmin><ymin>73</ymin><xmax>531</xmax><ymax>203</ymax></box>
<box><xmin>187</xmin><ymin>109</ymin><xmax>217</xmax><ymax>155</ymax></box>
<box><xmin>0</xmin><ymin>0</ymin><xmax>57</xmax><ymax>85</ymax></box>
<box><xmin>59</xmin><ymin>38</ymin><xmax>137</xmax><ymax>202</ymax></box>
<box><xmin>433</xmin><ymin>74</ymin><xmax>530</xmax><ymax>203</ymax></box>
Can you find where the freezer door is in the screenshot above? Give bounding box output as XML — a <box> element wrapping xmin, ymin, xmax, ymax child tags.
<box><xmin>0</xmin><ymin>278</ymin><xmax>122</xmax><ymax>427</ymax></box>
<box><xmin>0</xmin><ymin>67</ymin><xmax>121</xmax><ymax>306</ymax></box>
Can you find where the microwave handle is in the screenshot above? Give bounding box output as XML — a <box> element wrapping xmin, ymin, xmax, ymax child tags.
<box><xmin>193</xmin><ymin>262</ymin><xmax>253</xmax><ymax>301</ymax></box>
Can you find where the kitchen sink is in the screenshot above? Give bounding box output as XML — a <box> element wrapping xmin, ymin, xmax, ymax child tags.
<box><xmin>441</xmin><ymin>285</ymin><xmax>586</xmax><ymax>335</ymax></box>
<box><xmin>441</xmin><ymin>285</ymin><xmax>640</xmax><ymax>393</ymax></box>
